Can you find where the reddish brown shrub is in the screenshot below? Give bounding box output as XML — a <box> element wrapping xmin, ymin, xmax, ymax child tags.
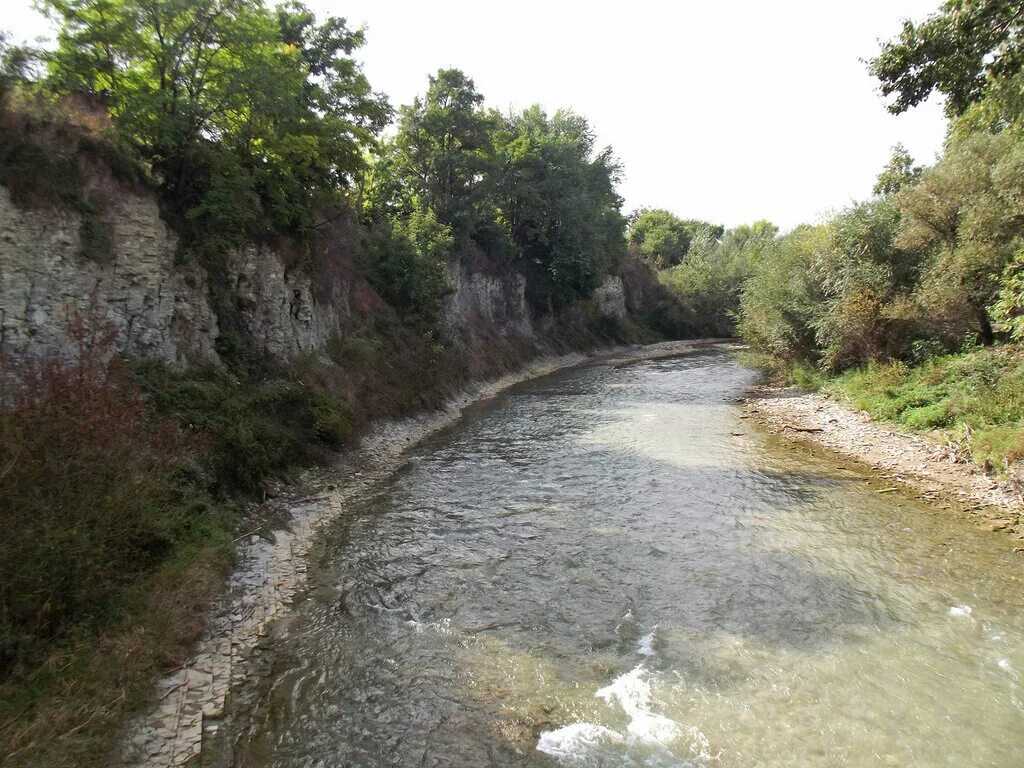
<box><xmin>0</xmin><ymin>316</ymin><xmax>185</xmax><ymax>676</ymax></box>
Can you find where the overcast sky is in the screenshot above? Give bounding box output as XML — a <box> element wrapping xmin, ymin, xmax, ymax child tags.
<box><xmin>6</xmin><ymin>0</ymin><xmax>948</xmax><ymax>230</ymax></box>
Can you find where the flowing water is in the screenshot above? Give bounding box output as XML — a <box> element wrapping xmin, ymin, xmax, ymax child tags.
<box><xmin>218</xmin><ymin>349</ymin><xmax>1024</xmax><ymax>767</ymax></box>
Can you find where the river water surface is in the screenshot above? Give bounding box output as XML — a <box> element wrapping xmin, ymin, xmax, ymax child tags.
<box><xmin>219</xmin><ymin>349</ymin><xmax>1023</xmax><ymax>767</ymax></box>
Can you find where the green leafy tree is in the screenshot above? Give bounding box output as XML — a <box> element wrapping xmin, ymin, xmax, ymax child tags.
<box><xmin>896</xmin><ymin>130</ymin><xmax>1024</xmax><ymax>344</ymax></box>
<box><xmin>0</xmin><ymin>31</ymin><xmax>39</xmax><ymax>93</ymax></box>
<box><xmin>393</xmin><ymin>68</ymin><xmax>495</xmax><ymax>236</ymax></box>
<box><xmin>871</xmin><ymin>0</ymin><xmax>1024</xmax><ymax>117</ymax></box>
<box><xmin>492</xmin><ymin>105</ymin><xmax>626</xmax><ymax>307</ymax></box>
<box><xmin>738</xmin><ymin>225</ymin><xmax>828</xmax><ymax>363</ymax></box>
<box><xmin>42</xmin><ymin>0</ymin><xmax>389</xmax><ymax>239</ymax></box>
<box><xmin>992</xmin><ymin>248</ymin><xmax>1024</xmax><ymax>340</ymax></box>
<box><xmin>368</xmin><ymin>201</ymin><xmax>453</xmax><ymax>327</ymax></box>
<box><xmin>628</xmin><ymin>209</ymin><xmax>723</xmax><ymax>269</ymax></box>
<box><xmin>815</xmin><ymin>198</ymin><xmax>922</xmax><ymax>368</ymax></box>
<box><xmin>873</xmin><ymin>144</ymin><xmax>924</xmax><ymax>196</ymax></box>
<box><xmin>660</xmin><ymin>220</ymin><xmax>775</xmax><ymax>336</ymax></box>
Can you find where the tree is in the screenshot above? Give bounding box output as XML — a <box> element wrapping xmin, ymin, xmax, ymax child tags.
<box><xmin>871</xmin><ymin>0</ymin><xmax>1024</xmax><ymax>117</ymax></box>
<box><xmin>41</xmin><ymin>0</ymin><xmax>389</xmax><ymax>239</ymax></box>
<box><xmin>0</xmin><ymin>31</ymin><xmax>40</xmax><ymax>93</ymax></box>
<box><xmin>659</xmin><ymin>220</ymin><xmax>776</xmax><ymax>336</ymax></box>
<box><xmin>627</xmin><ymin>209</ymin><xmax>723</xmax><ymax>269</ymax></box>
<box><xmin>738</xmin><ymin>226</ymin><xmax>828</xmax><ymax>363</ymax></box>
<box><xmin>815</xmin><ymin>198</ymin><xmax>922</xmax><ymax>367</ymax></box>
<box><xmin>368</xmin><ymin>201</ymin><xmax>453</xmax><ymax>327</ymax></box>
<box><xmin>873</xmin><ymin>144</ymin><xmax>924</xmax><ymax>196</ymax></box>
<box><xmin>492</xmin><ymin>105</ymin><xmax>625</xmax><ymax>307</ymax></box>
<box><xmin>992</xmin><ymin>247</ymin><xmax>1024</xmax><ymax>340</ymax></box>
<box><xmin>896</xmin><ymin>130</ymin><xmax>1024</xmax><ymax>345</ymax></box>
<box><xmin>393</xmin><ymin>68</ymin><xmax>495</xmax><ymax>236</ymax></box>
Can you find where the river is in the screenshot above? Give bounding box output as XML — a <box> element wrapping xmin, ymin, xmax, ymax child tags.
<box><xmin>212</xmin><ymin>348</ymin><xmax>1024</xmax><ymax>767</ymax></box>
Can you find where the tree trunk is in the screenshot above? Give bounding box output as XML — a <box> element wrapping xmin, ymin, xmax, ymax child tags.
<box><xmin>978</xmin><ymin>306</ymin><xmax>995</xmax><ymax>346</ymax></box>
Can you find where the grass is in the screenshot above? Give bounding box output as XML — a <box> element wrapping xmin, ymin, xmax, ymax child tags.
<box><xmin>821</xmin><ymin>345</ymin><xmax>1024</xmax><ymax>471</ymax></box>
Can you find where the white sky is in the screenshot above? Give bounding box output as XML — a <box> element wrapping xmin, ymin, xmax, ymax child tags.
<box><xmin>6</xmin><ymin>0</ymin><xmax>948</xmax><ymax>230</ymax></box>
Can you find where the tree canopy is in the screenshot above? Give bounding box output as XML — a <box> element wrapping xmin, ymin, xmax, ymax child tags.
<box><xmin>392</xmin><ymin>68</ymin><xmax>495</xmax><ymax>236</ymax></box>
<box><xmin>628</xmin><ymin>209</ymin><xmax>724</xmax><ymax>269</ymax></box>
<box><xmin>870</xmin><ymin>0</ymin><xmax>1024</xmax><ymax>117</ymax></box>
<box><xmin>41</xmin><ymin>0</ymin><xmax>390</xmax><ymax>239</ymax></box>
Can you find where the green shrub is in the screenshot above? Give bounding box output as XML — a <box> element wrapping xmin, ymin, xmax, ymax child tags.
<box><xmin>788</xmin><ymin>362</ymin><xmax>825</xmax><ymax>390</ymax></box>
<box><xmin>738</xmin><ymin>225</ymin><xmax>826</xmax><ymax>361</ymax></box>
<box><xmin>901</xmin><ymin>401</ymin><xmax>954</xmax><ymax>429</ymax></box>
<box><xmin>137</xmin><ymin>364</ymin><xmax>355</xmax><ymax>494</ymax></box>
<box><xmin>826</xmin><ymin>345</ymin><xmax>1024</xmax><ymax>471</ymax></box>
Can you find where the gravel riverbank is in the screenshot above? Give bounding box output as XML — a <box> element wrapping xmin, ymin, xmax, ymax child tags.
<box><xmin>747</xmin><ymin>385</ymin><xmax>1024</xmax><ymax>546</ymax></box>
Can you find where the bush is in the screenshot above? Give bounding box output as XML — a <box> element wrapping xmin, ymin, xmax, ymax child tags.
<box><xmin>738</xmin><ymin>225</ymin><xmax>826</xmax><ymax>361</ymax></box>
<box><xmin>993</xmin><ymin>249</ymin><xmax>1024</xmax><ymax>341</ymax></box>
<box><xmin>136</xmin><ymin>364</ymin><xmax>355</xmax><ymax>494</ymax></box>
<box><xmin>0</xmin><ymin>327</ymin><xmax>193</xmax><ymax>675</ymax></box>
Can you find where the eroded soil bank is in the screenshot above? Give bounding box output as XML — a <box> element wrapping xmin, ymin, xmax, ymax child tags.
<box><xmin>747</xmin><ymin>384</ymin><xmax>1024</xmax><ymax>547</ymax></box>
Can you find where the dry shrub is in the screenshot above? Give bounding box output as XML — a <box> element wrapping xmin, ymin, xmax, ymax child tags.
<box><xmin>0</xmin><ymin>316</ymin><xmax>186</xmax><ymax>676</ymax></box>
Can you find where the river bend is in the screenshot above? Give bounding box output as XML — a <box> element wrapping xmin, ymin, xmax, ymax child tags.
<box><xmin>217</xmin><ymin>349</ymin><xmax>1023</xmax><ymax>767</ymax></box>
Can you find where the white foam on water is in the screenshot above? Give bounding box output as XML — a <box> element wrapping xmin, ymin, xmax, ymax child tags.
<box><xmin>595</xmin><ymin>665</ymin><xmax>690</xmax><ymax>746</ymax></box>
<box><xmin>637</xmin><ymin>627</ymin><xmax>657</xmax><ymax>657</ymax></box>
<box><xmin>683</xmin><ymin>724</ymin><xmax>717</xmax><ymax>762</ymax></box>
<box><xmin>998</xmin><ymin>658</ymin><xmax>1012</xmax><ymax>671</ymax></box>
<box><xmin>596</xmin><ymin>665</ymin><xmax>653</xmax><ymax>716</ymax></box>
<box><xmin>536</xmin><ymin>723</ymin><xmax>625</xmax><ymax>759</ymax></box>
<box><xmin>404</xmin><ymin>617</ymin><xmax>453</xmax><ymax>635</ymax></box>
<box><xmin>537</xmin><ymin>648</ymin><xmax>716</xmax><ymax>763</ymax></box>
<box><xmin>949</xmin><ymin>604</ymin><xmax>973</xmax><ymax>618</ymax></box>
<box><xmin>626</xmin><ymin>710</ymin><xmax>683</xmax><ymax>744</ymax></box>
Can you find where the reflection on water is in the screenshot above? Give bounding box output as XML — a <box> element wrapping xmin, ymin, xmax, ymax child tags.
<box><xmin>216</xmin><ymin>351</ymin><xmax>1024</xmax><ymax>767</ymax></box>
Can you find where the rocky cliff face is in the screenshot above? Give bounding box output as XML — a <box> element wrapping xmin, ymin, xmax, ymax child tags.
<box><xmin>0</xmin><ymin>185</ymin><xmax>219</xmax><ymax>366</ymax></box>
<box><xmin>230</xmin><ymin>244</ymin><xmax>350</xmax><ymax>360</ymax></box>
<box><xmin>442</xmin><ymin>262</ymin><xmax>533</xmax><ymax>339</ymax></box>
<box><xmin>0</xmin><ymin>185</ymin><xmax>543</xmax><ymax>367</ymax></box>
<box><xmin>1</xmin><ymin>183</ymin><xmax>639</xmax><ymax>369</ymax></box>
<box><xmin>594</xmin><ymin>275</ymin><xmax>627</xmax><ymax>319</ymax></box>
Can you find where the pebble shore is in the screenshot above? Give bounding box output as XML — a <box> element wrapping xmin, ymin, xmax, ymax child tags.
<box><xmin>748</xmin><ymin>385</ymin><xmax>1024</xmax><ymax>543</ymax></box>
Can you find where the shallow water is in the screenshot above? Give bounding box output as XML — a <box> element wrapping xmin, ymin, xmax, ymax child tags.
<box><xmin>218</xmin><ymin>350</ymin><xmax>1024</xmax><ymax>767</ymax></box>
